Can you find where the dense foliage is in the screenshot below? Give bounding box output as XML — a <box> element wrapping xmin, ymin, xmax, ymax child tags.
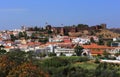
<box><xmin>74</xmin><ymin>45</ymin><xmax>84</xmax><ymax>56</ymax></box>
<box><xmin>0</xmin><ymin>50</ymin><xmax>49</xmax><ymax>77</ymax></box>
<box><xmin>1</xmin><ymin>49</ymin><xmax>120</xmax><ymax>77</ymax></box>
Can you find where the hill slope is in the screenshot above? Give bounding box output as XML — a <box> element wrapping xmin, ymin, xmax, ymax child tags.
<box><xmin>96</xmin><ymin>29</ymin><xmax>120</xmax><ymax>39</ymax></box>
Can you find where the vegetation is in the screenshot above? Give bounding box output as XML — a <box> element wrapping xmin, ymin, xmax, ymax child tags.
<box><xmin>107</xmin><ymin>40</ymin><xmax>112</xmax><ymax>47</ymax></box>
<box><xmin>0</xmin><ymin>49</ymin><xmax>120</xmax><ymax>77</ymax></box>
<box><xmin>90</xmin><ymin>37</ymin><xmax>95</xmax><ymax>43</ymax></box>
<box><xmin>10</xmin><ymin>34</ymin><xmax>17</xmax><ymax>41</ymax></box>
<box><xmin>97</xmin><ymin>38</ymin><xmax>104</xmax><ymax>45</ymax></box>
<box><xmin>39</xmin><ymin>37</ymin><xmax>48</xmax><ymax>43</ymax></box>
<box><xmin>48</xmin><ymin>52</ymin><xmax>56</xmax><ymax>57</ymax></box>
<box><xmin>0</xmin><ymin>50</ymin><xmax>49</xmax><ymax>77</ymax></box>
<box><xmin>103</xmin><ymin>51</ymin><xmax>111</xmax><ymax>59</ymax></box>
<box><xmin>94</xmin><ymin>58</ymin><xmax>100</xmax><ymax>63</ymax></box>
<box><xmin>96</xmin><ymin>29</ymin><xmax>120</xmax><ymax>39</ymax></box>
<box><xmin>74</xmin><ymin>45</ymin><xmax>84</xmax><ymax>56</ymax></box>
<box><xmin>95</xmin><ymin>62</ymin><xmax>120</xmax><ymax>77</ymax></box>
<box><xmin>77</xmin><ymin>24</ymin><xmax>89</xmax><ymax>28</ymax></box>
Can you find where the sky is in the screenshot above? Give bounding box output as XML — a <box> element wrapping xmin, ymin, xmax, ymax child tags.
<box><xmin>0</xmin><ymin>0</ymin><xmax>120</xmax><ymax>30</ymax></box>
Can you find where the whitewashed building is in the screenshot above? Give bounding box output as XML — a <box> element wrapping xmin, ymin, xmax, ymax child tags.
<box><xmin>54</xmin><ymin>47</ymin><xmax>74</xmax><ymax>56</ymax></box>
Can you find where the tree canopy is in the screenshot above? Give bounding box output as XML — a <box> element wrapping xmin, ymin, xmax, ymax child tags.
<box><xmin>74</xmin><ymin>45</ymin><xmax>84</xmax><ymax>56</ymax></box>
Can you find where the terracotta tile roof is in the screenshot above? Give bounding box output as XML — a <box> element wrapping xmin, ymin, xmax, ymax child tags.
<box><xmin>55</xmin><ymin>42</ymin><xmax>74</xmax><ymax>48</ymax></box>
<box><xmin>45</xmin><ymin>42</ymin><xmax>74</xmax><ymax>48</ymax></box>
<box><xmin>5</xmin><ymin>46</ymin><xmax>12</xmax><ymax>48</ymax></box>
<box><xmin>5</xmin><ymin>41</ymin><xmax>13</xmax><ymax>43</ymax></box>
<box><xmin>91</xmin><ymin>50</ymin><xmax>103</xmax><ymax>55</ymax></box>
<box><xmin>63</xmin><ymin>36</ymin><xmax>69</xmax><ymax>39</ymax></box>
<box><xmin>63</xmin><ymin>39</ymin><xmax>71</xmax><ymax>43</ymax></box>
<box><xmin>0</xmin><ymin>38</ymin><xmax>3</xmax><ymax>41</ymax></box>
<box><xmin>19</xmin><ymin>44</ymin><xmax>28</xmax><ymax>47</ymax></box>
<box><xmin>27</xmin><ymin>42</ymin><xmax>41</xmax><ymax>46</ymax></box>
<box><xmin>7</xmin><ymin>32</ymin><xmax>13</xmax><ymax>35</ymax></box>
<box><xmin>69</xmin><ymin>37</ymin><xmax>76</xmax><ymax>39</ymax></box>
<box><xmin>82</xmin><ymin>43</ymin><xmax>115</xmax><ymax>49</ymax></box>
<box><xmin>46</xmin><ymin>42</ymin><xmax>57</xmax><ymax>45</ymax></box>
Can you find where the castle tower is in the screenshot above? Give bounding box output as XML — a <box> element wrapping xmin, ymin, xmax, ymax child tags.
<box><xmin>60</xmin><ymin>27</ymin><xmax>64</xmax><ymax>35</ymax></box>
<box><xmin>100</xmin><ymin>24</ymin><xmax>107</xmax><ymax>29</ymax></box>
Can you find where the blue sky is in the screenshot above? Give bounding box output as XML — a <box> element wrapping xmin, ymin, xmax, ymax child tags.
<box><xmin>0</xmin><ymin>0</ymin><xmax>120</xmax><ymax>30</ymax></box>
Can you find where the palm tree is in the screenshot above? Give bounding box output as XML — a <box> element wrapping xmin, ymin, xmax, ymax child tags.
<box><xmin>74</xmin><ymin>45</ymin><xmax>84</xmax><ymax>56</ymax></box>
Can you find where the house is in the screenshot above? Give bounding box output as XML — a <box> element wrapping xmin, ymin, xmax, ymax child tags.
<box><xmin>21</xmin><ymin>39</ymin><xmax>27</xmax><ymax>45</ymax></box>
<box><xmin>45</xmin><ymin>42</ymin><xmax>75</xmax><ymax>56</ymax></box>
<box><xmin>2</xmin><ymin>33</ymin><xmax>11</xmax><ymax>40</ymax></box>
<box><xmin>18</xmin><ymin>44</ymin><xmax>28</xmax><ymax>52</ymax></box>
<box><xmin>54</xmin><ymin>47</ymin><xmax>74</xmax><ymax>56</ymax></box>
<box><xmin>116</xmin><ymin>56</ymin><xmax>120</xmax><ymax>60</ymax></box>
<box><xmin>113</xmin><ymin>38</ymin><xmax>120</xmax><ymax>42</ymax></box>
<box><xmin>109</xmin><ymin>47</ymin><xmax>120</xmax><ymax>55</ymax></box>
<box><xmin>4</xmin><ymin>41</ymin><xmax>13</xmax><ymax>46</ymax></box>
<box><xmin>72</xmin><ymin>37</ymin><xmax>90</xmax><ymax>44</ymax></box>
<box><xmin>47</xmin><ymin>44</ymin><xmax>56</xmax><ymax>53</ymax></box>
<box><xmin>0</xmin><ymin>38</ymin><xmax>4</xmax><ymax>45</ymax></box>
<box><xmin>35</xmin><ymin>47</ymin><xmax>50</xmax><ymax>54</ymax></box>
<box><xmin>49</xmin><ymin>37</ymin><xmax>63</xmax><ymax>42</ymax></box>
<box><xmin>82</xmin><ymin>43</ymin><xmax>115</xmax><ymax>56</ymax></box>
<box><xmin>111</xmin><ymin>42</ymin><xmax>120</xmax><ymax>47</ymax></box>
<box><xmin>88</xmin><ymin>36</ymin><xmax>99</xmax><ymax>42</ymax></box>
<box><xmin>4</xmin><ymin>46</ymin><xmax>14</xmax><ymax>52</ymax></box>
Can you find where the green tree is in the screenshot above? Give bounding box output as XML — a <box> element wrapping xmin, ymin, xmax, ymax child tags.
<box><xmin>0</xmin><ymin>45</ymin><xmax>6</xmax><ymax>55</ymax></box>
<box><xmin>48</xmin><ymin>52</ymin><xmax>56</xmax><ymax>57</ymax></box>
<box><xmin>0</xmin><ymin>55</ymin><xmax>16</xmax><ymax>77</ymax></box>
<box><xmin>23</xmin><ymin>31</ymin><xmax>28</xmax><ymax>39</ymax></box>
<box><xmin>38</xmin><ymin>52</ymin><xmax>46</xmax><ymax>58</ymax></box>
<box><xmin>77</xmin><ymin>24</ymin><xmax>89</xmax><ymax>28</ymax></box>
<box><xmin>60</xmin><ymin>52</ymin><xmax>66</xmax><ymax>56</ymax></box>
<box><xmin>103</xmin><ymin>51</ymin><xmax>111</xmax><ymax>59</ymax></box>
<box><xmin>39</xmin><ymin>37</ymin><xmax>48</xmax><ymax>43</ymax></box>
<box><xmin>114</xmin><ymin>51</ymin><xmax>120</xmax><ymax>57</ymax></box>
<box><xmin>94</xmin><ymin>58</ymin><xmax>100</xmax><ymax>64</ymax></box>
<box><xmin>42</xmin><ymin>57</ymin><xmax>69</xmax><ymax>68</ymax></box>
<box><xmin>95</xmin><ymin>63</ymin><xmax>120</xmax><ymax>77</ymax></box>
<box><xmin>47</xmin><ymin>30</ymin><xmax>52</xmax><ymax>34</ymax></box>
<box><xmin>7</xmin><ymin>51</ymin><xmax>27</xmax><ymax>64</ymax></box>
<box><xmin>34</xmin><ymin>26</ymin><xmax>40</xmax><ymax>31</ymax></box>
<box><xmin>90</xmin><ymin>31</ymin><xmax>95</xmax><ymax>35</ymax></box>
<box><xmin>98</xmin><ymin>38</ymin><xmax>104</xmax><ymax>45</ymax></box>
<box><xmin>90</xmin><ymin>37</ymin><xmax>95</xmax><ymax>43</ymax></box>
<box><xmin>107</xmin><ymin>40</ymin><xmax>112</xmax><ymax>47</ymax></box>
<box><xmin>0</xmin><ymin>45</ymin><xmax>4</xmax><ymax>50</ymax></box>
<box><xmin>0</xmin><ymin>50</ymin><xmax>6</xmax><ymax>55</ymax></box>
<box><xmin>7</xmin><ymin>62</ymin><xmax>49</xmax><ymax>77</ymax></box>
<box><xmin>18</xmin><ymin>32</ymin><xmax>24</xmax><ymax>38</ymax></box>
<box><xmin>74</xmin><ymin>45</ymin><xmax>84</xmax><ymax>56</ymax></box>
<box><xmin>31</xmin><ymin>33</ymin><xmax>36</xmax><ymax>39</ymax></box>
<box><xmin>10</xmin><ymin>34</ymin><xmax>16</xmax><ymax>41</ymax></box>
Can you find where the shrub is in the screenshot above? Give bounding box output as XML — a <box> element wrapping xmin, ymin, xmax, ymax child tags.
<box><xmin>42</xmin><ymin>57</ymin><xmax>70</xmax><ymax>68</ymax></box>
<box><xmin>94</xmin><ymin>58</ymin><xmax>100</xmax><ymax>64</ymax></box>
<box><xmin>48</xmin><ymin>52</ymin><xmax>56</xmax><ymax>57</ymax></box>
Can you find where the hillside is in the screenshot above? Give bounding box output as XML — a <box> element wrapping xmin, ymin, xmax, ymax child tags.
<box><xmin>109</xmin><ymin>28</ymin><xmax>120</xmax><ymax>34</ymax></box>
<box><xmin>96</xmin><ymin>29</ymin><xmax>120</xmax><ymax>39</ymax></box>
<box><xmin>68</xmin><ymin>29</ymin><xmax>120</xmax><ymax>38</ymax></box>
